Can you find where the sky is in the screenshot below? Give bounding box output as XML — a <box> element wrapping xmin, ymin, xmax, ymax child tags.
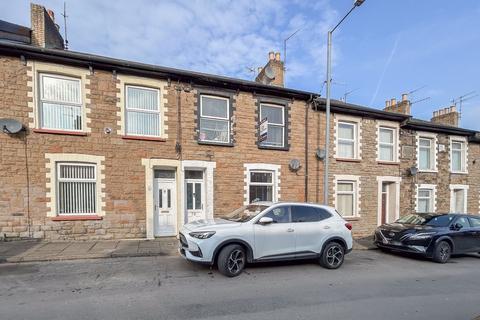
<box><xmin>3</xmin><ymin>0</ymin><xmax>480</xmax><ymax>130</ymax></box>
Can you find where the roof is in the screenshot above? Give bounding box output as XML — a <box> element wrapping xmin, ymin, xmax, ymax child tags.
<box><xmin>0</xmin><ymin>40</ymin><xmax>478</xmax><ymax>137</ymax></box>
<box><xmin>0</xmin><ymin>20</ymin><xmax>30</xmax><ymax>44</ymax></box>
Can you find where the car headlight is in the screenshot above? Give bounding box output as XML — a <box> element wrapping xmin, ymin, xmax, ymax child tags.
<box><xmin>189</xmin><ymin>231</ymin><xmax>216</xmax><ymax>239</ymax></box>
<box><xmin>408</xmin><ymin>232</ymin><xmax>436</xmax><ymax>240</ymax></box>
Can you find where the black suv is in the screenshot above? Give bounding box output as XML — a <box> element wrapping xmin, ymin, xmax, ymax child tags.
<box><xmin>374</xmin><ymin>213</ymin><xmax>480</xmax><ymax>263</ymax></box>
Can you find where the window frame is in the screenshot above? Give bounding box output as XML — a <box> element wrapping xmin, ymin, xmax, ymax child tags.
<box><xmin>248</xmin><ymin>170</ymin><xmax>275</xmax><ymax>204</ymax></box>
<box><xmin>259</xmin><ymin>103</ymin><xmax>285</xmax><ymax>148</ymax></box>
<box><xmin>417</xmin><ymin>187</ymin><xmax>435</xmax><ymax>213</ymax></box>
<box><xmin>418</xmin><ymin>136</ymin><xmax>436</xmax><ymax>172</ymax></box>
<box><xmin>125</xmin><ymin>85</ymin><xmax>162</xmax><ymax>138</ymax></box>
<box><xmin>56</xmin><ymin>162</ymin><xmax>97</xmax><ymax>216</ymax></box>
<box><xmin>337</xmin><ymin>121</ymin><xmax>358</xmax><ymax>159</ymax></box>
<box><xmin>39</xmin><ymin>73</ymin><xmax>83</xmax><ymax>132</ymax></box>
<box><xmin>198</xmin><ymin>94</ymin><xmax>231</xmax><ymax>144</ymax></box>
<box><xmin>450</xmin><ymin>185</ymin><xmax>468</xmax><ymax>213</ymax></box>
<box><xmin>335</xmin><ymin>180</ymin><xmax>357</xmax><ymax>218</ymax></box>
<box><xmin>450</xmin><ymin>139</ymin><xmax>467</xmax><ymax>173</ymax></box>
<box><xmin>378</xmin><ymin>126</ymin><xmax>397</xmax><ymax>162</ymax></box>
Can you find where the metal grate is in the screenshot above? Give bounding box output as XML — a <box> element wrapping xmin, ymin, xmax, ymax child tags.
<box><xmin>57</xmin><ymin>163</ymin><xmax>96</xmax><ymax>215</ymax></box>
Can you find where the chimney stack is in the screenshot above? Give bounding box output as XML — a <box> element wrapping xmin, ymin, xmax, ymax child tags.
<box><xmin>255</xmin><ymin>51</ymin><xmax>285</xmax><ymax>87</ymax></box>
<box><xmin>431</xmin><ymin>105</ymin><xmax>459</xmax><ymax>127</ymax></box>
<box><xmin>383</xmin><ymin>93</ymin><xmax>411</xmax><ymax>115</ymax></box>
<box><xmin>30</xmin><ymin>3</ymin><xmax>64</xmax><ymax>49</ymax></box>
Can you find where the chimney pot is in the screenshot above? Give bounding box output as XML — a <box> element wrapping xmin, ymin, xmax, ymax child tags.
<box><xmin>401</xmin><ymin>93</ymin><xmax>408</xmax><ymax>101</ymax></box>
<box><xmin>47</xmin><ymin>9</ymin><xmax>54</xmax><ymax>21</ymax></box>
<box><xmin>257</xmin><ymin>67</ymin><xmax>263</xmax><ymax>73</ymax></box>
<box><xmin>268</xmin><ymin>51</ymin><xmax>275</xmax><ymax>60</ymax></box>
<box><xmin>385</xmin><ymin>100</ymin><xmax>390</xmax><ymax>107</ymax></box>
<box><xmin>275</xmin><ymin>52</ymin><xmax>281</xmax><ymax>61</ymax></box>
<box><xmin>433</xmin><ymin>111</ymin><xmax>438</xmax><ymax>117</ymax></box>
<box><xmin>451</xmin><ymin>105</ymin><xmax>457</xmax><ymax>113</ymax></box>
<box><xmin>390</xmin><ymin>98</ymin><xmax>396</xmax><ymax>106</ymax></box>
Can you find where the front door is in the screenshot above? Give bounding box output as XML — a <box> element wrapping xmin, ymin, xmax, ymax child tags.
<box><xmin>154</xmin><ymin>172</ymin><xmax>177</xmax><ymax>237</ymax></box>
<box><xmin>381</xmin><ymin>183</ymin><xmax>388</xmax><ymax>225</ymax></box>
<box><xmin>185</xmin><ymin>170</ymin><xmax>205</xmax><ymax>223</ymax></box>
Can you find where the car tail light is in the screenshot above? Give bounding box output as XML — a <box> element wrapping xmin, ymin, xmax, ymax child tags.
<box><xmin>345</xmin><ymin>223</ymin><xmax>352</xmax><ymax>230</ymax></box>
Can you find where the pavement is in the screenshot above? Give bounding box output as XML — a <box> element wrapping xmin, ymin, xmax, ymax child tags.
<box><xmin>0</xmin><ymin>238</ymin><xmax>178</xmax><ymax>263</ymax></box>
<box><xmin>0</xmin><ymin>236</ymin><xmax>376</xmax><ymax>264</ymax></box>
<box><xmin>1</xmin><ymin>250</ymin><xmax>479</xmax><ymax>320</ymax></box>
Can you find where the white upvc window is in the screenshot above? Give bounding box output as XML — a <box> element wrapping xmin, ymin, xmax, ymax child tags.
<box><xmin>450</xmin><ymin>139</ymin><xmax>467</xmax><ymax>173</ymax></box>
<box><xmin>337</xmin><ymin>121</ymin><xmax>358</xmax><ymax>159</ymax></box>
<box><xmin>450</xmin><ymin>185</ymin><xmax>468</xmax><ymax>213</ymax></box>
<box><xmin>418</xmin><ymin>136</ymin><xmax>436</xmax><ymax>171</ymax></box>
<box><xmin>199</xmin><ymin>95</ymin><xmax>230</xmax><ymax>143</ymax></box>
<box><xmin>125</xmin><ymin>85</ymin><xmax>161</xmax><ymax>137</ymax></box>
<box><xmin>260</xmin><ymin>103</ymin><xmax>285</xmax><ymax>147</ymax></box>
<box><xmin>248</xmin><ymin>171</ymin><xmax>274</xmax><ymax>203</ymax></box>
<box><xmin>417</xmin><ymin>187</ymin><xmax>435</xmax><ymax>213</ymax></box>
<box><xmin>56</xmin><ymin>162</ymin><xmax>97</xmax><ymax>215</ymax></box>
<box><xmin>39</xmin><ymin>73</ymin><xmax>82</xmax><ymax>131</ymax></box>
<box><xmin>378</xmin><ymin>127</ymin><xmax>396</xmax><ymax>162</ymax></box>
<box><xmin>336</xmin><ymin>181</ymin><xmax>357</xmax><ymax>217</ymax></box>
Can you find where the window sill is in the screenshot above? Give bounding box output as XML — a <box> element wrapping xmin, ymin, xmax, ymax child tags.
<box><xmin>377</xmin><ymin>161</ymin><xmax>400</xmax><ymax>165</ymax></box>
<box><xmin>258</xmin><ymin>145</ymin><xmax>290</xmax><ymax>152</ymax></box>
<box><xmin>450</xmin><ymin>171</ymin><xmax>468</xmax><ymax>175</ymax></box>
<box><xmin>33</xmin><ymin>129</ymin><xmax>88</xmax><ymax>136</ymax></box>
<box><xmin>51</xmin><ymin>215</ymin><xmax>103</xmax><ymax>221</ymax></box>
<box><xmin>335</xmin><ymin>158</ymin><xmax>361</xmax><ymax>163</ymax></box>
<box><xmin>122</xmin><ymin>135</ymin><xmax>166</xmax><ymax>142</ymax></box>
<box><xmin>197</xmin><ymin>140</ymin><xmax>234</xmax><ymax>147</ymax></box>
<box><xmin>418</xmin><ymin>170</ymin><xmax>438</xmax><ymax>174</ymax></box>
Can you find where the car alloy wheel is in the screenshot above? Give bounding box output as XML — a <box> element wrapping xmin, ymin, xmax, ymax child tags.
<box><xmin>433</xmin><ymin>241</ymin><xmax>451</xmax><ymax>264</ymax></box>
<box><xmin>227</xmin><ymin>249</ymin><xmax>245</xmax><ymax>275</ymax></box>
<box><xmin>320</xmin><ymin>242</ymin><xmax>345</xmax><ymax>269</ymax></box>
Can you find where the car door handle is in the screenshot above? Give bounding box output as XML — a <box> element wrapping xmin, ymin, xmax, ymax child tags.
<box><xmin>287</xmin><ymin>228</ymin><xmax>294</xmax><ymax>232</ymax></box>
<box><xmin>323</xmin><ymin>226</ymin><xmax>331</xmax><ymax>230</ymax></box>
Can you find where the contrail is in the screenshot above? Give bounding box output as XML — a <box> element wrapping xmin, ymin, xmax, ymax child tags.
<box><xmin>369</xmin><ymin>35</ymin><xmax>400</xmax><ymax>106</ymax></box>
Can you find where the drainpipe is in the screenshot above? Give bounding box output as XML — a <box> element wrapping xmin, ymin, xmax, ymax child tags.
<box><xmin>175</xmin><ymin>82</ymin><xmax>182</xmax><ymax>160</ymax></box>
<box><xmin>305</xmin><ymin>94</ymin><xmax>313</xmax><ymax>202</ymax></box>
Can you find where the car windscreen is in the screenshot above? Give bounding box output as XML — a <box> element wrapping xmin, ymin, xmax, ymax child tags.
<box><xmin>396</xmin><ymin>214</ymin><xmax>454</xmax><ymax>227</ymax></box>
<box><xmin>219</xmin><ymin>204</ymin><xmax>269</xmax><ymax>222</ymax></box>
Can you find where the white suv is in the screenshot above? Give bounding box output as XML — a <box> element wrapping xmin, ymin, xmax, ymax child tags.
<box><xmin>179</xmin><ymin>202</ymin><xmax>353</xmax><ymax>277</ymax></box>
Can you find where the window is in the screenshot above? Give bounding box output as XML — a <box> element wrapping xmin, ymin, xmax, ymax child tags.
<box><xmin>263</xmin><ymin>206</ymin><xmax>291</xmax><ymax>223</ymax></box>
<box><xmin>126</xmin><ymin>86</ymin><xmax>161</xmax><ymax>137</ymax></box>
<box><xmin>199</xmin><ymin>95</ymin><xmax>230</xmax><ymax>143</ymax></box>
<box><xmin>454</xmin><ymin>216</ymin><xmax>470</xmax><ymax>229</ymax></box>
<box><xmin>291</xmin><ymin>206</ymin><xmax>331</xmax><ymax>222</ymax></box>
<box><xmin>417</xmin><ymin>188</ymin><xmax>434</xmax><ymax>213</ymax></box>
<box><xmin>451</xmin><ymin>187</ymin><xmax>467</xmax><ymax>213</ymax></box>
<box><xmin>336</xmin><ymin>181</ymin><xmax>356</xmax><ymax>217</ymax></box>
<box><xmin>249</xmin><ymin>171</ymin><xmax>274</xmax><ymax>203</ymax></box>
<box><xmin>379</xmin><ymin>127</ymin><xmax>396</xmax><ymax>161</ymax></box>
<box><xmin>337</xmin><ymin>122</ymin><xmax>357</xmax><ymax>158</ymax></box>
<box><xmin>418</xmin><ymin>137</ymin><xmax>435</xmax><ymax>171</ymax></box>
<box><xmin>39</xmin><ymin>74</ymin><xmax>82</xmax><ymax>131</ymax></box>
<box><xmin>259</xmin><ymin>104</ymin><xmax>285</xmax><ymax>147</ymax></box>
<box><xmin>451</xmin><ymin>140</ymin><xmax>466</xmax><ymax>172</ymax></box>
<box><xmin>468</xmin><ymin>217</ymin><xmax>480</xmax><ymax>228</ymax></box>
<box><xmin>57</xmin><ymin>163</ymin><xmax>97</xmax><ymax>215</ymax></box>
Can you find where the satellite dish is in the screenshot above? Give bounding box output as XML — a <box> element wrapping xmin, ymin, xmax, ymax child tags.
<box><xmin>0</xmin><ymin>118</ymin><xmax>24</xmax><ymax>134</ymax></box>
<box><xmin>289</xmin><ymin>159</ymin><xmax>301</xmax><ymax>171</ymax></box>
<box><xmin>264</xmin><ymin>65</ymin><xmax>276</xmax><ymax>80</ymax></box>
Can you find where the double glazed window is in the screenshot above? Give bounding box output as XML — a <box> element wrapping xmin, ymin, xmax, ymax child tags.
<box><xmin>39</xmin><ymin>74</ymin><xmax>82</xmax><ymax>131</ymax></box>
<box><xmin>451</xmin><ymin>140</ymin><xmax>466</xmax><ymax>172</ymax></box>
<box><xmin>126</xmin><ymin>86</ymin><xmax>161</xmax><ymax>137</ymax></box>
<box><xmin>249</xmin><ymin>171</ymin><xmax>274</xmax><ymax>203</ymax></box>
<box><xmin>57</xmin><ymin>163</ymin><xmax>97</xmax><ymax>215</ymax></box>
<box><xmin>199</xmin><ymin>95</ymin><xmax>230</xmax><ymax>143</ymax></box>
<box><xmin>378</xmin><ymin>127</ymin><xmax>396</xmax><ymax>161</ymax></box>
<box><xmin>259</xmin><ymin>104</ymin><xmax>285</xmax><ymax>147</ymax></box>
<box><xmin>451</xmin><ymin>188</ymin><xmax>467</xmax><ymax>213</ymax></box>
<box><xmin>418</xmin><ymin>137</ymin><xmax>435</xmax><ymax>171</ymax></box>
<box><xmin>337</xmin><ymin>122</ymin><xmax>357</xmax><ymax>159</ymax></box>
<box><xmin>417</xmin><ymin>188</ymin><xmax>434</xmax><ymax>213</ymax></box>
<box><xmin>336</xmin><ymin>181</ymin><xmax>356</xmax><ymax>217</ymax></box>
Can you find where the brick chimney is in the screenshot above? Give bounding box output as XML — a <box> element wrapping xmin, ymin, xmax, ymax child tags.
<box><xmin>255</xmin><ymin>51</ymin><xmax>284</xmax><ymax>87</ymax></box>
<box><xmin>30</xmin><ymin>3</ymin><xmax>64</xmax><ymax>49</ymax></box>
<box><xmin>431</xmin><ymin>106</ymin><xmax>459</xmax><ymax>127</ymax></box>
<box><xmin>383</xmin><ymin>93</ymin><xmax>411</xmax><ymax>115</ymax></box>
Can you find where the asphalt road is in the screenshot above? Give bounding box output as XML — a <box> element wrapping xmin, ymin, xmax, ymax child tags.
<box><xmin>0</xmin><ymin>250</ymin><xmax>479</xmax><ymax>320</ymax></box>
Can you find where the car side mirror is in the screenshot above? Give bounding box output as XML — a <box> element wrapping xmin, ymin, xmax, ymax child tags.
<box><xmin>258</xmin><ymin>217</ymin><xmax>274</xmax><ymax>225</ymax></box>
<box><xmin>450</xmin><ymin>223</ymin><xmax>463</xmax><ymax>231</ymax></box>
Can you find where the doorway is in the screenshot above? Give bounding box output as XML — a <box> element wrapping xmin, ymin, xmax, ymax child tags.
<box><xmin>153</xmin><ymin>170</ymin><xmax>177</xmax><ymax>236</ymax></box>
<box><xmin>185</xmin><ymin>170</ymin><xmax>206</xmax><ymax>223</ymax></box>
<box><xmin>377</xmin><ymin>177</ymin><xmax>401</xmax><ymax>226</ymax></box>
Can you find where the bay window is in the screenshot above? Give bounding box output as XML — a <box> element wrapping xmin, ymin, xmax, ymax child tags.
<box><xmin>199</xmin><ymin>95</ymin><xmax>230</xmax><ymax>143</ymax></box>
<box><xmin>39</xmin><ymin>74</ymin><xmax>82</xmax><ymax>131</ymax></box>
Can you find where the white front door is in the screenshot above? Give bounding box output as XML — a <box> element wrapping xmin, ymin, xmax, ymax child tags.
<box><xmin>154</xmin><ymin>175</ymin><xmax>177</xmax><ymax>237</ymax></box>
<box><xmin>185</xmin><ymin>170</ymin><xmax>205</xmax><ymax>222</ymax></box>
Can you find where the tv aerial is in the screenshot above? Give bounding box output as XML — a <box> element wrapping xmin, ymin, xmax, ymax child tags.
<box><xmin>451</xmin><ymin>91</ymin><xmax>478</xmax><ymax>122</ymax></box>
<box><xmin>0</xmin><ymin>118</ymin><xmax>24</xmax><ymax>134</ymax></box>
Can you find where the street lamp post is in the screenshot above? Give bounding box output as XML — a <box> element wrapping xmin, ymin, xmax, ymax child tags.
<box><xmin>323</xmin><ymin>0</ymin><xmax>365</xmax><ymax>205</ymax></box>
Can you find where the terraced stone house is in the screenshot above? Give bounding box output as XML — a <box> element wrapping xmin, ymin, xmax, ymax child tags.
<box><xmin>0</xmin><ymin>4</ymin><xmax>479</xmax><ymax>240</ymax></box>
